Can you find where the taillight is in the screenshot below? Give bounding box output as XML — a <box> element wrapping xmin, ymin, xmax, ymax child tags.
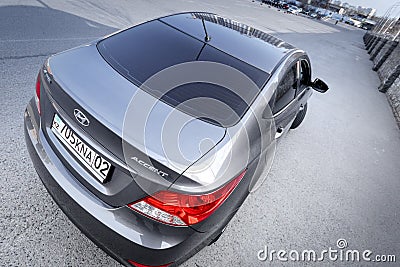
<box><xmin>127</xmin><ymin>260</ymin><xmax>172</xmax><ymax>267</ymax></box>
<box><xmin>128</xmin><ymin>169</ymin><xmax>246</xmax><ymax>226</ymax></box>
<box><xmin>35</xmin><ymin>72</ymin><xmax>41</xmax><ymax>114</ymax></box>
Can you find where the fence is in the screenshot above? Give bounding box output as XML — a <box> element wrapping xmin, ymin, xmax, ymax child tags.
<box><xmin>364</xmin><ymin>26</ymin><xmax>400</xmax><ymax>128</ymax></box>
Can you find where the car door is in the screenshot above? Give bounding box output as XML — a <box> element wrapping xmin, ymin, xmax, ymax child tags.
<box><xmin>271</xmin><ymin>60</ymin><xmax>300</xmax><ymax>139</ymax></box>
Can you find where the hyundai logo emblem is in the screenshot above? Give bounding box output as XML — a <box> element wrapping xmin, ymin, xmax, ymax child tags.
<box><xmin>74</xmin><ymin>109</ymin><xmax>90</xmax><ymax>127</ymax></box>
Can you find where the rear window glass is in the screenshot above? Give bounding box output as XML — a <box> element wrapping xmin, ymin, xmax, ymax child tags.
<box><xmin>97</xmin><ymin>19</ymin><xmax>269</xmax><ymax>127</ymax></box>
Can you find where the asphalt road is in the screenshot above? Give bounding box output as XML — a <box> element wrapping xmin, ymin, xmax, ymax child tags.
<box><xmin>1</xmin><ymin>1</ymin><xmax>400</xmax><ymax>266</ymax></box>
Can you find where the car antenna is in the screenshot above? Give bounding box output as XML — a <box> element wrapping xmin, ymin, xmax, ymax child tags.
<box><xmin>201</xmin><ymin>18</ymin><xmax>211</xmax><ymax>42</ymax></box>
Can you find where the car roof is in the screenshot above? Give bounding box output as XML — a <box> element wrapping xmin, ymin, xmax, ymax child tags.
<box><xmin>159</xmin><ymin>12</ymin><xmax>296</xmax><ymax>74</ymax></box>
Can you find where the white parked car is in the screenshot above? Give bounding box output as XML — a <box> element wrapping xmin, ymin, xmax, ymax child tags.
<box><xmin>288</xmin><ymin>6</ymin><xmax>302</xmax><ymax>14</ymax></box>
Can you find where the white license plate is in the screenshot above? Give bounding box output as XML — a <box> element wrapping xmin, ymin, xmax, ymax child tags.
<box><xmin>51</xmin><ymin>113</ymin><xmax>111</xmax><ymax>183</ymax></box>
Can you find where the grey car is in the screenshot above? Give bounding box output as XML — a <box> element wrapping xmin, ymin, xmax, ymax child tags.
<box><xmin>24</xmin><ymin>12</ymin><xmax>328</xmax><ymax>267</ymax></box>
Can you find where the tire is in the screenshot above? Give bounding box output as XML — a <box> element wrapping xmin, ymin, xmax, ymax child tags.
<box><xmin>290</xmin><ymin>103</ymin><xmax>307</xmax><ymax>129</ymax></box>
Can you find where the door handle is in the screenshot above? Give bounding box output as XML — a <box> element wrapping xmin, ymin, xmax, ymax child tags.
<box><xmin>275</xmin><ymin>126</ymin><xmax>285</xmax><ymax>139</ymax></box>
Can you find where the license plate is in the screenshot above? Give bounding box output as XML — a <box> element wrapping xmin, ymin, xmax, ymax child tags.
<box><xmin>51</xmin><ymin>113</ymin><xmax>111</xmax><ymax>183</ymax></box>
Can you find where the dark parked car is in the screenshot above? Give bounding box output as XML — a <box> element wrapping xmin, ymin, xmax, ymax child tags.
<box><xmin>24</xmin><ymin>12</ymin><xmax>328</xmax><ymax>267</ymax></box>
<box><xmin>281</xmin><ymin>2</ymin><xmax>290</xmax><ymax>9</ymax></box>
<box><xmin>263</xmin><ymin>0</ymin><xmax>280</xmax><ymax>7</ymax></box>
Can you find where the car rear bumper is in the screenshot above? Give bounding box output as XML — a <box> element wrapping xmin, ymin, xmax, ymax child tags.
<box><xmin>24</xmin><ymin>99</ymin><xmax>221</xmax><ymax>267</ymax></box>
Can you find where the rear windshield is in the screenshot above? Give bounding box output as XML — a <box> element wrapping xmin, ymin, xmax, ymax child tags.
<box><xmin>97</xmin><ymin>19</ymin><xmax>269</xmax><ymax>127</ymax></box>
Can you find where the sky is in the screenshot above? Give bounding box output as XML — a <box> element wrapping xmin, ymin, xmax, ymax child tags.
<box><xmin>343</xmin><ymin>0</ymin><xmax>398</xmax><ymax>16</ymax></box>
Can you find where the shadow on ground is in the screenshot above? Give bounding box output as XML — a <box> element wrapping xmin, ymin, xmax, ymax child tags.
<box><xmin>0</xmin><ymin>5</ymin><xmax>118</xmax><ymax>60</ymax></box>
<box><xmin>0</xmin><ymin>5</ymin><xmax>120</xmax><ymax>267</ymax></box>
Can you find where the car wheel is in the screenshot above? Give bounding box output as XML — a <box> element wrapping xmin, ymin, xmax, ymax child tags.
<box><xmin>290</xmin><ymin>103</ymin><xmax>307</xmax><ymax>129</ymax></box>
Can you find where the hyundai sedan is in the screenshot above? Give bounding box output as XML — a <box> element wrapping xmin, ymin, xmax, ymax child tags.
<box><xmin>24</xmin><ymin>12</ymin><xmax>328</xmax><ymax>267</ymax></box>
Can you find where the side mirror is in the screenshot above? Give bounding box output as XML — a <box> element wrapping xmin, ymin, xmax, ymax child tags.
<box><xmin>311</xmin><ymin>78</ymin><xmax>329</xmax><ymax>93</ymax></box>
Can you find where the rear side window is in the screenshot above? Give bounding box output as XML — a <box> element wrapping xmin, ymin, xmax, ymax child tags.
<box><xmin>272</xmin><ymin>64</ymin><xmax>297</xmax><ymax>114</ymax></box>
<box><xmin>299</xmin><ymin>60</ymin><xmax>311</xmax><ymax>87</ymax></box>
<box><xmin>97</xmin><ymin>20</ymin><xmax>270</xmax><ymax>127</ymax></box>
